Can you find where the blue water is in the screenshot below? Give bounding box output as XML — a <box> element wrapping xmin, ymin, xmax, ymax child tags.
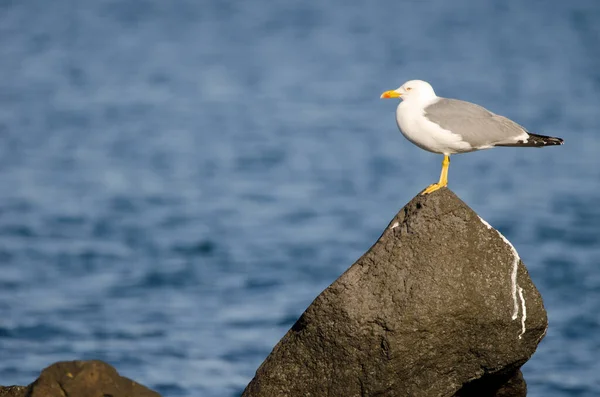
<box><xmin>0</xmin><ymin>1</ymin><xmax>599</xmax><ymax>396</ymax></box>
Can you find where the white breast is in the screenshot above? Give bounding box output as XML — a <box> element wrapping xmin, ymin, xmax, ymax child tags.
<box><xmin>396</xmin><ymin>100</ymin><xmax>473</xmax><ymax>155</ymax></box>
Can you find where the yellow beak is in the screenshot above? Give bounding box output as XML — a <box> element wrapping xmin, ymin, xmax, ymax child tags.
<box><xmin>380</xmin><ymin>90</ymin><xmax>401</xmax><ymax>99</ymax></box>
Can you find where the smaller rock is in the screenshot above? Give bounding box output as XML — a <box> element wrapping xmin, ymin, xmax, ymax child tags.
<box><xmin>0</xmin><ymin>386</ymin><xmax>27</xmax><ymax>397</ymax></box>
<box><xmin>455</xmin><ymin>369</ymin><xmax>526</xmax><ymax>397</ymax></box>
<box><xmin>0</xmin><ymin>360</ymin><xmax>160</xmax><ymax>397</ymax></box>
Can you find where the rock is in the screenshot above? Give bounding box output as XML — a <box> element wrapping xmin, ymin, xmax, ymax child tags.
<box><xmin>243</xmin><ymin>188</ymin><xmax>547</xmax><ymax>397</ymax></box>
<box><xmin>0</xmin><ymin>360</ymin><xmax>160</xmax><ymax>397</ymax></box>
<box><xmin>0</xmin><ymin>386</ymin><xmax>27</xmax><ymax>397</ymax></box>
<box><xmin>455</xmin><ymin>368</ymin><xmax>527</xmax><ymax>397</ymax></box>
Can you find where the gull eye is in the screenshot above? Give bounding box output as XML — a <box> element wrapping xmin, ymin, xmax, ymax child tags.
<box><xmin>406</xmin><ymin>87</ymin><xmax>412</xmax><ymax>91</ymax></box>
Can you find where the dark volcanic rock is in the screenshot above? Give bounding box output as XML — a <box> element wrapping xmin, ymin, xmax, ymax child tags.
<box><xmin>0</xmin><ymin>360</ymin><xmax>160</xmax><ymax>397</ymax></box>
<box><xmin>243</xmin><ymin>188</ymin><xmax>547</xmax><ymax>397</ymax></box>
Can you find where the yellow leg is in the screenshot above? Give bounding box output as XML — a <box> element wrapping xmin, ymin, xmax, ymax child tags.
<box><xmin>422</xmin><ymin>155</ymin><xmax>450</xmax><ymax>195</ymax></box>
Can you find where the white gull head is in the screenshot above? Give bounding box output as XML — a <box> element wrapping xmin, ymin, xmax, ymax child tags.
<box><xmin>381</xmin><ymin>80</ymin><xmax>437</xmax><ymax>105</ymax></box>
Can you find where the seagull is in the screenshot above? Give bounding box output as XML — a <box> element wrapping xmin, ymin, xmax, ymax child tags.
<box><xmin>380</xmin><ymin>80</ymin><xmax>564</xmax><ymax>194</ymax></box>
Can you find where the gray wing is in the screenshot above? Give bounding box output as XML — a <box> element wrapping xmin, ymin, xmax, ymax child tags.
<box><xmin>424</xmin><ymin>98</ymin><xmax>529</xmax><ymax>148</ymax></box>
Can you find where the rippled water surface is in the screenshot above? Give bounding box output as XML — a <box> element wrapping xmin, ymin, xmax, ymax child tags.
<box><xmin>1</xmin><ymin>1</ymin><xmax>599</xmax><ymax>396</ymax></box>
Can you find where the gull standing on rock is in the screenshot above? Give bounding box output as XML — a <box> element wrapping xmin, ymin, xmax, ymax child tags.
<box><xmin>380</xmin><ymin>80</ymin><xmax>564</xmax><ymax>194</ymax></box>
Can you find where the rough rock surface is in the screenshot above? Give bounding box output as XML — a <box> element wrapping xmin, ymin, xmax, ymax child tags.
<box><xmin>0</xmin><ymin>360</ymin><xmax>160</xmax><ymax>397</ymax></box>
<box><xmin>243</xmin><ymin>188</ymin><xmax>547</xmax><ymax>397</ymax></box>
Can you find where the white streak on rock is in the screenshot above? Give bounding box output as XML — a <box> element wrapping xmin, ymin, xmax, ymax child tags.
<box><xmin>510</xmin><ymin>261</ymin><xmax>519</xmax><ymax>320</ymax></box>
<box><xmin>518</xmin><ymin>286</ymin><xmax>526</xmax><ymax>339</ymax></box>
<box><xmin>390</xmin><ymin>222</ymin><xmax>400</xmax><ymax>229</ymax></box>
<box><xmin>477</xmin><ymin>216</ymin><xmax>526</xmax><ymax>338</ymax></box>
<box><xmin>478</xmin><ymin>217</ymin><xmax>493</xmax><ymax>230</ymax></box>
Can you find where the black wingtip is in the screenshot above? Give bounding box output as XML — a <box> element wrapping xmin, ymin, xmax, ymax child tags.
<box><xmin>526</xmin><ymin>133</ymin><xmax>564</xmax><ymax>147</ymax></box>
<box><xmin>495</xmin><ymin>133</ymin><xmax>564</xmax><ymax>148</ymax></box>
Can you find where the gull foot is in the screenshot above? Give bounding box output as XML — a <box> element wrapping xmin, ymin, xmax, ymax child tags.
<box><xmin>421</xmin><ymin>183</ymin><xmax>445</xmax><ymax>195</ymax></box>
